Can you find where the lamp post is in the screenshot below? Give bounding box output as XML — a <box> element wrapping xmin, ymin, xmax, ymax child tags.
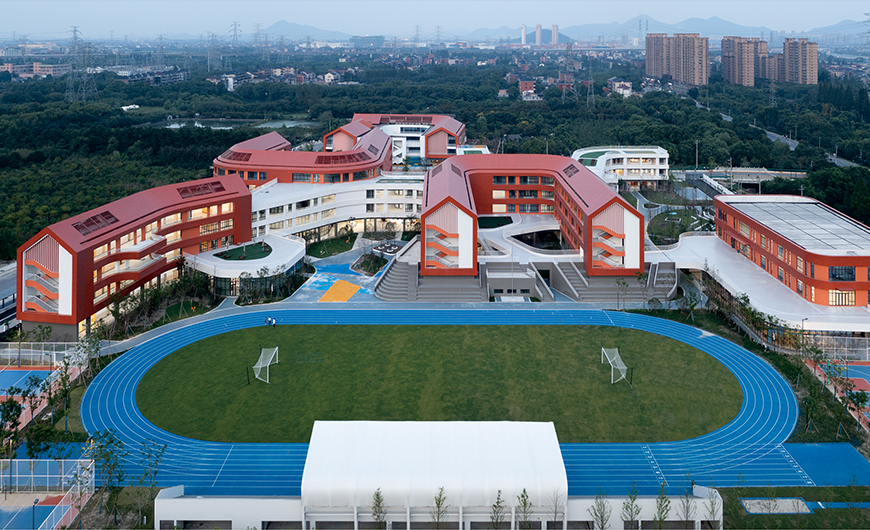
<box><xmin>32</xmin><ymin>498</ymin><xmax>37</xmax><ymax>530</ymax></box>
<box><xmin>801</xmin><ymin>317</ymin><xmax>809</xmax><ymax>361</ymax></box>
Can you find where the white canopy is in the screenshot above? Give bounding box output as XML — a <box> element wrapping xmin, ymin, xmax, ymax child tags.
<box><xmin>301</xmin><ymin>421</ymin><xmax>567</xmax><ymax>509</ymax></box>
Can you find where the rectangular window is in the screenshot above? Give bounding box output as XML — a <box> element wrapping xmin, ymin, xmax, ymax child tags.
<box><xmin>353</xmin><ymin>171</ymin><xmax>368</xmax><ymax>181</ymax></box>
<box><xmin>493</xmin><ymin>289</ymin><xmax>504</xmax><ymax>294</ymax></box>
<box><xmin>796</xmin><ymin>256</ymin><xmax>804</xmax><ymax>274</ymax></box>
<box><xmin>405</xmin><ymin>204</ymin><xmax>414</xmax><ymax>212</ymax></box>
<box><xmin>760</xmin><ymin>234</ymin><xmax>766</xmax><ymax>247</ymax></box>
<box><xmin>520</xmin><ymin>289</ymin><xmax>531</xmax><ymax>294</ymax></box>
<box><xmin>292</xmin><ymin>173</ymin><xmax>313</xmax><ymax>183</ymax></box>
<box><xmin>322</xmin><ymin>194</ymin><xmax>336</xmax><ymax>204</ymax></box>
<box><xmin>269</xmin><ymin>221</ymin><xmax>285</xmax><ymax>230</ymax></box>
<box><xmin>829</xmin><ymin>266</ymin><xmax>855</xmax><ymax>282</ymax></box>
<box><xmin>518</xmin><ymin>176</ymin><xmax>539</xmax><ymax>185</ymax></box>
<box><xmin>166</xmin><ymin>230</ymin><xmax>181</xmax><ymax>243</ymax></box>
<box><xmin>219</xmin><ymin>219</ymin><xmax>233</xmax><ymax>230</ymax></box>
<box><xmin>492</xmin><ymin>190</ymin><xmax>506</xmax><ymax>199</ymax></box>
<box><xmin>797</xmin><ymin>279</ymin><xmax>804</xmax><ymax>295</ymax></box>
<box><xmin>258</xmin><ymin>210</ymin><xmax>266</xmax><ymax>221</ymax></box>
<box><xmin>777</xmin><ymin>245</ymin><xmax>783</xmax><ymax>259</ymax></box>
<box><xmin>247</xmin><ymin>171</ymin><xmax>258</xmax><ymax>180</ymax></box>
<box><xmin>160</xmin><ymin>213</ymin><xmax>182</xmax><ymax>228</ymax></box>
<box><xmin>258</xmin><ymin>172</ymin><xmax>267</xmax><ymax>181</ymax></box>
<box><xmin>258</xmin><ymin>226</ymin><xmax>266</xmax><ymax>236</ymax></box>
<box><xmin>777</xmin><ymin>267</ymin><xmax>784</xmax><ymax>282</ymax></box>
<box><xmin>739</xmin><ymin>222</ymin><xmax>750</xmax><ymax>238</ymax></box>
<box><xmin>829</xmin><ymin>289</ymin><xmax>856</xmax><ymax>306</ymax></box>
<box><xmin>811</xmin><ymin>286</ymin><xmax>815</xmax><ymax>302</ymax></box>
<box><xmin>518</xmin><ymin>204</ymin><xmax>539</xmax><ymax>213</ymax></box>
<box><xmin>296</xmin><ymin>200</ymin><xmax>311</xmax><ymax>210</ymax></box>
<box><xmin>508</xmin><ymin>176</ymin><xmax>515</xmax><ymax>185</ymax></box>
<box><xmin>541</xmin><ymin>176</ymin><xmax>554</xmax><ymax>186</ymax></box>
<box><xmin>295</xmin><ymin>215</ymin><xmax>311</xmax><ymax>226</ymax></box>
<box><xmin>269</xmin><ymin>205</ymin><xmax>285</xmax><ymax>215</ymax></box>
<box><xmin>760</xmin><ymin>256</ymin><xmax>766</xmax><ymax>269</ymax></box>
<box><xmin>810</xmin><ymin>263</ymin><xmax>814</xmax><ymax>278</ymax></box>
<box><xmin>200</xmin><ymin>241</ymin><xmax>209</xmax><ymax>253</ymax></box>
<box><xmin>541</xmin><ymin>204</ymin><xmax>554</xmax><ymax>213</ymax></box>
<box><xmin>366</xmin><ymin>189</ymin><xmax>375</xmax><ymax>199</ymax></box>
<box><xmin>417</xmin><ymin>190</ymin><xmax>423</xmax><ymax>198</ymax></box>
<box><xmin>542</xmin><ymin>190</ymin><xmax>554</xmax><ymax>200</ymax></box>
<box><xmin>199</xmin><ymin>222</ymin><xmax>220</xmax><ymax>236</ymax></box>
<box><xmin>322</xmin><ymin>208</ymin><xmax>335</xmax><ymax>219</ymax></box>
<box><xmin>366</xmin><ymin>204</ymin><xmax>375</xmax><ymax>213</ymax></box>
<box><xmin>518</xmin><ymin>190</ymin><xmax>538</xmax><ymax>199</ymax></box>
<box><xmin>507</xmin><ymin>204</ymin><xmax>516</xmax><ymax>213</ymax></box>
<box><xmin>492</xmin><ymin>204</ymin><xmax>507</xmax><ymax>213</ymax></box>
<box><xmin>509</xmin><ymin>190</ymin><xmax>517</xmax><ymax>199</ymax></box>
<box><xmin>217</xmin><ymin>168</ymin><xmax>225</xmax><ymax>176</ymax></box>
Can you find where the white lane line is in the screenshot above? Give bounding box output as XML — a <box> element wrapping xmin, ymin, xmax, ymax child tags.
<box><xmin>212</xmin><ymin>445</ymin><xmax>235</xmax><ymax>487</ymax></box>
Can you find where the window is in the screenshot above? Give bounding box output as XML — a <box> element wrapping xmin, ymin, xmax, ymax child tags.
<box><xmin>258</xmin><ymin>172</ymin><xmax>267</xmax><ymax>181</ymax></box>
<box><xmin>166</xmin><ymin>230</ymin><xmax>181</xmax><ymax>243</ymax></box>
<box><xmin>541</xmin><ymin>177</ymin><xmax>554</xmax><ymax>186</ymax></box>
<box><xmin>508</xmin><ymin>176</ymin><xmax>515</xmax><ymax>185</ymax></box>
<box><xmin>161</xmin><ymin>213</ymin><xmax>182</xmax><ymax>227</ymax></box>
<box><xmin>200</xmin><ymin>222</ymin><xmax>220</xmax><ymax>236</ymax></box>
<box><xmin>542</xmin><ymin>190</ymin><xmax>554</xmax><ymax>200</ymax></box>
<box><xmin>366</xmin><ymin>190</ymin><xmax>375</xmax><ymax>199</ymax></box>
<box><xmin>520</xmin><ymin>289</ymin><xmax>530</xmax><ymax>294</ymax></box>
<box><xmin>221</xmin><ymin>202</ymin><xmax>234</xmax><ymax>214</ymax></box>
<box><xmin>258</xmin><ymin>226</ymin><xmax>265</xmax><ymax>236</ymax></box>
<box><xmin>492</xmin><ymin>204</ymin><xmax>507</xmax><ymax>213</ymax></box>
<box><xmin>322</xmin><ymin>194</ymin><xmax>336</xmax><ymax>205</ymax></box>
<box><xmin>507</xmin><ymin>204</ymin><xmax>515</xmax><ymax>213</ymax></box>
<box><xmin>269</xmin><ymin>206</ymin><xmax>284</xmax><ymax>215</ymax></box>
<box><xmin>220</xmin><ymin>219</ymin><xmax>233</xmax><ymax>230</ymax></box>
<box><xmin>217</xmin><ymin>168</ymin><xmax>225</xmax><ymax>176</ymax></box>
<box><xmin>810</xmin><ymin>262</ymin><xmax>814</xmax><ymax>278</ymax></box>
<box><xmin>322</xmin><ymin>209</ymin><xmax>335</xmax><ymax>219</ymax></box>
<box><xmin>829</xmin><ymin>266</ymin><xmax>855</xmax><ymax>282</ymax></box>
<box><xmin>295</xmin><ymin>215</ymin><xmax>311</xmax><ymax>226</ymax></box>
<box><xmin>258</xmin><ymin>210</ymin><xmax>266</xmax><ymax>221</ymax></box>
<box><xmin>518</xmin><ymin>176</ymin><xmax>539</xmax><ymax>185</ymax></box>
<box><xmin>366</xmin><ymin>204</ymin><xmax>375</xmax><ymax>213</ymax></box>
<box><xmin>353</xmin><ymin>171</ymin><xmax>368</xmax><ymax>181</ymax></box>
<box><xmin>269</xmin><ymin>221</ymin><xmax>285</xmax><ymax>230</ymax></box>
<box><xmin>518</xmin><ymin>204</ymin><xmax>539</xmax><ymax>213</ymax></box>
<box><xmin>811</xmin><ymin>286</ymin><xmax>815</xmax><ymax>302</ymax></box>
<box><xmin>405</xmin><ymin>204</ymin><xmax>414</xmax><ymax>212</ymax></box>
<box><xmin>493</xmin><ymin>289</ymin><xmax>504</xmax><ymax>294</ymax></box>
<box><xmin>493</xmin><ymin>190</ymin><xmax>506</xmax><ymax>199</ymax></box>
<box><xmin>541</xmin><ymin>204</ymin><xmax>554</xmax><ymax>213</ymax></box>
<box><xmin>417</xmin><ymin>190</ymin><xmax>423</xmax><ymax>198</ymax></box>
<box><xmin>829</xmin><ymin>290</ymin><xmax>856</xmax><ymax>306</ymax></box>
<box><xmin>509</xmin><ymin>190</ymin><xmax>517</xmax><ymax>199</ymax></box>
<box><xmin>777</xmin><ymin>267</ymin><xmax>784</xmax><ymax>282</ymax></box>
<box><xmin>760</xmin><ymin>234</ymin><xmax>766</xmax><ymax>247</ymax></box>
<box><xmin>324</xmin><ymin>173</ymin><xmax>341</xmax><ymax>183</ymax></box>
<box><xmin>518</xmin><ymin>190</ymin><xmax>538</xmax><ymax>199</ymax></box>
<box><xmin>200</xmin><ymin>241</ymin><xmax>209</xmax><ymax>252</ymax></box>
<box><xmin>406</xmin><ymin>190</ymin><xmax>414</xmax><ymax>197</ymax></box>
<box><xmin>796</xmin><ymin>256</ymin><xmax>804</xmax><ymax>274</ymax></box>
<box><xmin>292</xmin><ymin>173</ymin><xmax>312</xmax><ymax>183</ymax></box>
<box><xmin>187</xmin><ymin>208</ymin><xmax>208</xmax><ymax>221</ymax></box>
<box><xmin>760</xmin><ymin>256</ymin><xmax>767</xmax><ymax>269</ymax></box>
<box><xmin>739</xmin><ymin>222</ymin><xmax>750</xmax><ymax>238</ymax></box>
<box><xmin>777</xmin><ymin>245</ymin><xmax>783</xmax><ymax>259</ymax></box>
<box><xmin>797</xmin><ymin>279</ymin><xmax>804</xmax><ymax>295</ymax></box>
<box><xmin>296</xmin><ymin>200</ymin><xmax>311</xmax><ymax>210</ymax></box>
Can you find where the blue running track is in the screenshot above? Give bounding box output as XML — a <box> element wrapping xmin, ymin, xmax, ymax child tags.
<box><xmin>82</xmin><ymin>308</ymin><xmax>808</xmax><ymax>496</ymax></box>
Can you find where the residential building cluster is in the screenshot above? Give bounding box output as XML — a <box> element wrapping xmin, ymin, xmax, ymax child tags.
<box><xmin>0</xmin><ymin>62</ymin><xmax>70</xmax><ymax>79</ymax></box>
<box><xmin>721</xmin><ymin>36</ymin><xmax>818</xmax><ymax>86</ymax></box>
<box><xmin>645</xmin><ymin>33</ymin><xmax>710</xmax><ymax>86</ymax></box>
<box><xmin>206</xmin><ymin>66</ymin><xmax>360</xmax><ymax>91</ymax></box>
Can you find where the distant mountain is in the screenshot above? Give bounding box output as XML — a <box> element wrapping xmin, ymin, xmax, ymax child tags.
<box><xmin>262</xmin><ymin>20</ymin><xmax>351</xmax><ymax>41</ymax></box>
<box><xmin>561</xmin><ymin>15</ymin><xmax>772</xmax><ymax>42</ymax></box>
<box><xmin>805</xmin><ymin>19</ymin><xmax>867</xmax><ymax>35</ymax></box>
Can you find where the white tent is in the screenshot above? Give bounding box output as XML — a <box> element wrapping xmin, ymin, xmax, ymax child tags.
<box><xmin>301</xmin><ymin>421</ymin><xmax>567</xmax><ymax>510</ymax></box>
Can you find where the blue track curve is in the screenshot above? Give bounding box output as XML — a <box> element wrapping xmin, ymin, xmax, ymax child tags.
<box><xmin>81</xmin><ymin>308</ymin><xmax>807</xmax><ymax>496</ymax></box>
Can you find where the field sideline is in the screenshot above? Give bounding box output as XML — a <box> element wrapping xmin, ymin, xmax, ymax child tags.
<box><xmin>136</xmin><ymin>325</ymin><xmax>743</xmax><ymax>443</ymax></box>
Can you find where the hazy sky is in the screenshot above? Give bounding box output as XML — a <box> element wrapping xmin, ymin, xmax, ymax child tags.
<box><xmin>2</xmin><ymin>0</ymin><xmax>866</xmax><ymax>41</ymax></box>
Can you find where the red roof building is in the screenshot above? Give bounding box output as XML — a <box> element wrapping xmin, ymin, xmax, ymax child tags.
<box><xmin>420</xmin><ymin>155</ymin><xmax>643</xmax><ymax>277</ymax></box>
<box><xmin>17</xmin><ymin>176</ymin><xmax>252</xmax><ymax>339</ymax></box>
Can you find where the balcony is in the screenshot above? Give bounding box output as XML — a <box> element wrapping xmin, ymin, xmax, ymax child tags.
<box><xmin>94</xmin><ymin>235</ymin><xmax>166</xmax><ymax>262</ymax></box>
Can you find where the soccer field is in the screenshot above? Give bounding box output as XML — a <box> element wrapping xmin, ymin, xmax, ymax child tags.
<box><xmin>136</xmin><ymin>325</ymin><xmax>743</xmax><ymax>443</ymax></box>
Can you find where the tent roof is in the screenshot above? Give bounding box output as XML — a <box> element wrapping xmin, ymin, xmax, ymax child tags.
<box><xmin>301</xmin><ymin>421</ymin><xmax>567</xmax><ymax>509</ymax></box>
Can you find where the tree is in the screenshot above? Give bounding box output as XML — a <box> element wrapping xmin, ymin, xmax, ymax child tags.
<box><xmin>653</xmin><ymin>483</ymin><xmax>671</xmax><ymax>530</ymax></box>
<box><xmin>488</xmin><ymin>490</ymin><xmax>506</xmax><ymax>530</ymax></box>
<box><xmin>547</xmin><ymin>487</ymin><xmax>565</xmax><ymax>529</ymax></box>
<box><xmin>621</xmin><ymin>483</ymin><xmax>641</xmax><ymax>530</ymax></box>
<box><xmin>676</xmin><ymin>478</ymin><xmax>696</xmax><ymax>530</ymax></box>
<box><xmin>0</xmin><ymin>388</ymin><xmax>23</xmax><ymax>456</ymax></box>
<box><xmin>587</xmin><ymin>488</ymin><xmax>612</xmax><ymax>530</ymax></box>
<box><xmin>431</xmin><ymin>486</ymin><xmax>449</xmax><ymax>530</ymax></box>
<box><xmin>372</xmin><ymin>488</ymin><xmax>387</xmax><ymax>530</ymax></box>
<box><xmin>516</xmin><ymin>489</ymin><xmax>534</xmax><ymax>530</ymax></box>
<box><xmin>91</xmin><ymin>429</ymin><xmax>129</xmax><ymax>513</ymax></box>
<box><xmin>635</xmin><ymin>271</ymin><xmax>649</xmax><ymax>309</ymax></box>
<box><xmin>681</xmin><ymin>289</ymin><xmax>701</xmax><ymax>322</ymax></box>
<box><xmin>614</xmin><ymin>277</ymin><xmax>629</xmax><ymax>310</ymax></box>
<box><xmin>703</xmin><ymin>486</ymin><xmax>721</xmax><ymax>530</ymax></box>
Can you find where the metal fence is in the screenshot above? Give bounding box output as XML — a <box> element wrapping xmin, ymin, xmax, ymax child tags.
<box><xmin>0</xmin><ymin>459</ymin><xmax>93</xmax><ymax>494</ymax></box>
<box><xmin>0</xmin><ymin>342</ymin><xmax>82</xmax><ymax>369</ymax></box>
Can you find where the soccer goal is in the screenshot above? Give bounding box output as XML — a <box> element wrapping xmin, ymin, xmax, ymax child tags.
<box><xmin>253</xmin><ymin>347</ymin><xmax>279</xmax><ymax>383</ymax></box>
<box><xmin>601</xmin><ymin>347</ymin><xmax>632</xmax><ymax>387</ymax></box>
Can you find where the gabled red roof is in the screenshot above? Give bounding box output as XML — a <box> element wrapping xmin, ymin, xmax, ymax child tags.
<box><xmin>422</xmin><ymin>159</ymin><xmax>476</xmax><ymax>214</ymax></box>
<box><xmin>229</xmin><ymin>131</ymin><xmax>292</xmax><ymax>151</ymax></box>
<box><xmin>351</xmin><ymin>113</ymin><xmax>464</xmax><ymax>136</ymax></box>
<box><xmin>46</xmin><ymin>175</ymin><xmax>251</xmax><ymax>251</ymax></box>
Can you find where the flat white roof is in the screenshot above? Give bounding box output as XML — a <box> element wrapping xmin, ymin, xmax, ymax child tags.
<box><xmin>301</xmin><ymin>421</ymin><xmax>567</xmax><ymax>509</ymax></box>
<box><xmin>647</xmin><ymin>234</ymin><xmax>870</xmax><ymax>332</ymax></box>
<box><xmin>186</xmin><ymin>234</ymin><xmax>305</xmax><ymax>278</ymax></box>
<box><xmin>720</xmin><ymin>196</ymin><xmax>870</xmax><ymax>255</ymax></box>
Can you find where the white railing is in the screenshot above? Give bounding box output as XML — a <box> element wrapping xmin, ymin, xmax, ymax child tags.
<box><xmin>593</xmin><ymin>254</ymin><xmax>623</xmax><ymax>268</ymax></box>
<box><xmin>650</xmin><ymin>231</ymin><xmax>716</xmax><ymax>251</ymax></box>
<box><xmin>26</xmin><ymin>296</ymin><xmax>57</xmax><ymax>313</ymax></box>
<box><xmin>27</xmin><ymin>274</ymin><xmax>58</xmax><ymax>292</ymax></box>
<box><xmin>592</xmin><ymin>237</ymin><xmax>624</xmax><ymax>252</ymax></box>
<box><xmin>425</xmin><ymin>237</ymin><xmax>458</xmax><ymax>252</ymax></box>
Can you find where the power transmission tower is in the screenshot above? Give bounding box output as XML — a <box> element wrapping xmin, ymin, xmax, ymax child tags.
<box><xmin>65</xmin><ymin>26</ymin><xmax>97</xmax><ymax>102</ymax></box>
<box><xmin>560</xmin><ymin>43</ymin><xmax>579</xmax><ymax>104</ymax></box>
<box><xmin>769</xmin><ymin>80</ymin><xmax>776</xmax><ymax>107</ymax></box>
<box><xmin>413</xmin><ymin>25</ymin><xmax>422</xmax><ymax>46</ymax></box>
<box><xmin>156</xmin><ymin>34</ymin><xmax>165</xmax><ymax>69</ymax></box>
<box><xmin>231</xmin><ymin>21</ymin><xmax>240</xmax><ymax>48</ymax></box>
<box><xmin>435</xmin><ymin>26</ymin><xmax>442</xmax><ymax>44</ymax></box>
<box><xmin>305</xmin><ymin>34</ymin><xmax>313</xmax><ymax>51</ymax></box>
<box><xmin>207</xmin><ymin>33</ymin><xmax>221</xmax><ymax>72</ymax></box>
<box><xmin>253</xmin><ymin>23</ymin><xmax>263</xmax><ymax>47</ymax></box>
<box><xmin>261</xmin><ymin>33</ymin><xmax>270</xmax><ymax>63</ymax></box>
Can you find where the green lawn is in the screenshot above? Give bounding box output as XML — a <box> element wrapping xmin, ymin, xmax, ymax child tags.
<box><xmin>720</xmin><ymin>485</ymin><xmax>870</xmax><ymax>529</ymax></box>
<box><xmin>619</xmin><ymin>191</ymin><xmax>637</xmax><ymax>208</ymax></box>
<box><xmin>136</xmin><ymin>325</ymin><xmax>742</xmax><ymax>443</ymax></box>
<box><xmin>216</xmin><ymin>243</ymin><xmax>272</xmax><ymax>261</ymax></box>
<box><xmin>307</xmin><ymin>233</ymin><xmax>357</xmax><ymax>257</ymax></box>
